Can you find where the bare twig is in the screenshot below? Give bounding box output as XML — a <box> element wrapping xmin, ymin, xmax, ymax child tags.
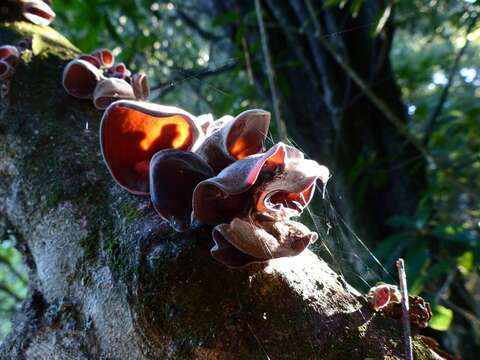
<box><xmin>396</xmin><ymin>258</ymin><xmax>413</xmax><ymax>360</ymax></box>
<box><xmin>254</xmin><ymin>0</ymin><xmax>288</xmax><ymax>142</ymax></box>
<box><xmin>423</xmin><ymin>14</ymin><xmax>478</xmax><ymax>145</ymax></box>
<box><xmin>150</xmin><ymin>61</ymin><xmax>238</xmax><ymax>95</ymax></box>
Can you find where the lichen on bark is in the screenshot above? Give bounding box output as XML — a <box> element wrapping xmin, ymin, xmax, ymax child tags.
<box><xmin>0</xmin><ymin>23</ymin><xmax>438</xmax><ymax>359</ymax></box>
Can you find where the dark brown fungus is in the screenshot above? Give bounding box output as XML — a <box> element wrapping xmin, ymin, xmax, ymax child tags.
<box><xmin>149</xmin><ymin>149</ymin><xmax>214</xmax><ymax>232</ymax></box>
<box><xmin>195</xmin><ymin>109</ymin><xmax>270</xmax><ymax>173</ymax></box>
<box><xmin>21</xmin><ymin>0</ymin><xmax>55</xmax><ymax>26</ymax></box>
<box><xmin>193</xmin><ymin>142</ymin><xmax>329</xmax><ymax>268</ymax></box>
<box><xmin>77</xmin><ymin>54</ymin><xmax>101</xmax><ymax>68</ymax></box>
<box><xmin>62</xmin><ymin>59</ymin><xmax>103</xmax><ymax>99</ymax></box>
<box><xmin>92</xmin><ymin>48</ymin><xmax>115</xmax><ymax>68</ymax></box>
<box><xmin>100</xmin><ymin>100</ymin><xmax>204</xmax><ymax>194</ymax></box>
<box><xmin>132</xmin><ymin>72</ymin><xmax>150</xmax><ymax>100</ymax></box>
<box><xmin>93</xmin><ymin>78</ymin><xmax>135</xmax><ymax>110</ymax></box>
<box><xmin>211</xmin><ymin>215</ymin><xmax>318</xmax><ymax>268</ymax></box>
<box><xmin>109</xmin><ymin>63</ymin><xmax>131</xmax><ymax>79</ymax></box>
<box><xmin>193</xmin><ymin>142</ymin><xmax>329</xmax><ymax>225</ymax></box>
<box><xmin>0</xmin><ymin>46</ymin><xmax>20</xmax><ymax>67</ymax></box>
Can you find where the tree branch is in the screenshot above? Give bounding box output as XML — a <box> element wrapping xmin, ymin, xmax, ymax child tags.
<box><xmin>255</xmin><ymin>0</ymin><xmax>288</xmax><ymax>142</ymax></box>
<box><xmin>150</xmin><ymin>61</ymin><xmax>238</xmax><ymax>96</ymax></box>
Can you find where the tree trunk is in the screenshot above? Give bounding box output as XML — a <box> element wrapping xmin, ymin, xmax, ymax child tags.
<box><xmin>218</xmin><ymin>0</ymin><xmax>426</xmax><ymax>244</ymax></box>
<box><xmin>0</xmin><ymin>22</ymin><xmax>436</xmax><ymax>359</ymax></box>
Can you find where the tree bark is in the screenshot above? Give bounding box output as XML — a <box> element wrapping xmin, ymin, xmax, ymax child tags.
<box><xmin>0</xmin><ymin>23</ymin><xmax>436</xmax><ymax>359</ymax></box>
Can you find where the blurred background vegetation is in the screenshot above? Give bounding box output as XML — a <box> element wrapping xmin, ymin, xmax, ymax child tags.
<box><xmin>1</xmin><ymin>0</ymin><xmax>479</xmax><ymax>358</ymax></box>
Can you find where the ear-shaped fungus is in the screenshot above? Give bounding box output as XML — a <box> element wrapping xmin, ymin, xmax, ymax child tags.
<box><xmin>77</xmin><ymin>54</ymin><xmax>101</xmax><ymax>68</ymax></box>
<box><xmin>92</xmin><ymin>48</ymin><xmax>115</xmax><ymax>68</ymax></box>
<box><xmin>100</xmin><ymin>100</ymin><xmax>204</xmax><ymax>194</ymax></box>
<box><xmin>21</xmin><ymin>0</ymin><xmax>56</xmax><ymax>26</ymax></box>
<box><xmin>193</xmin><ymin>142</ymin><xmax>329</xmax><ymax>225</ymax></box>
<box><xmin>109</xmin><ymin>63</ymin><xmax>131</xmax><ymax>79</ymax></box>
<box><xmin>62</xmin><ymin>59</ymin><xmax>103</xmax><ymax>99</ymax></box>
<box><xmin>93</xmin><ymin>78</ymin><xmax>135</xmax><ymax>110</ymax></box>
<box><xmin>368</xmin><ymin>283</ymin><xmax>401</xmax><ymax>311</ymax></box>
<box><xmin>193</xmin><ymin>142</ymin><xmax>329</xmax><ymax>268</ymax></box>
<box><xmin>149</xmin><ymin>149</ymin><xmax>214</xmax><ymax>232</ymax></box>
<box><xmin>195</xmin><ymin>109</ymin><xmax>270</xmax><ymax>173</ymax></box>
<box><xmin>132</xmin><ymin>72</ymin><xmax>150</xmax><ymax>100</ymax></box>
<box><xmin>0</xmin><ymin>46</ymin><xmax>20</xmax><ymax>67</ymax></box>
<box><xmin>211</xmin><ymin>216</ymin><xmax>318</xmax><ymax>268</ymax></box>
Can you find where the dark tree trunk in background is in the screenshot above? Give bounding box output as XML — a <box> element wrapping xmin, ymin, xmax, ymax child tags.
<box><xmin>0</xmin><ymin>22</ymin><xmax>438</xmax><ymax>360</ymax></box>
<box><xmin>213</xmin><ymin>0</ymin><xmax>426</xmax><ymax>244</ymax></box>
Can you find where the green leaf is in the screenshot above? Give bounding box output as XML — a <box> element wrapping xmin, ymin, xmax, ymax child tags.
<box><xmin>457</xmin><ymin>251</ymin><xmax>474</xmax><ymax>275</ymax></box>
<box><xmin>429</xmin><ymin>305</ymin><xmax>453</xmax><ymax>331</ymax></box>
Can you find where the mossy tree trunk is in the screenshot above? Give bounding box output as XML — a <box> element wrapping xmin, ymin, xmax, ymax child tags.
<box><xmin>0</xmin><ymin>23</ymin><xmax>436</xmax><ymax>359</ymax></box>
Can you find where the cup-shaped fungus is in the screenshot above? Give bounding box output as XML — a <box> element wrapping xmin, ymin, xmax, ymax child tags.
<box><xmin>109</xmin><ymin>63</ymin><xmax>131</xmax><ymax>79</ymax></box>
<box><xmin>77</xmin><ymin>54</ymin><xmax>101</xmax><ymax>68</ymax></box>
<box><xmin>211</xmin><ymin>215</ymin><xmax>318</xmax><ymax>268</ymax></box>
<box><xmin>132</xmin><ymin>72</ymin><xmax>150</xmax><ymax>100</ymax></box>
<box><xmin>367</xmin><ymin>283</ymin><xmax>401</xmax><ymax>311</ymax></box>
<box><xmin>0</xmin><ymin>46</ymin><xmax>20</xmax><ymax>67</ymax></box>
<box><xmin>93</xmin><ymin>78</ymin><xmax>135</xmax><ymax>110</ymax></box>
<box><xmin>21</xmin><ymin>0</ymin><xmax>56</xmax><ymax>26</ymax></box>
<box><xmin>62</xmin><ymin>59</ymin><xmax>104</xmax><ymax>99</ymax></box>
<box><xmin>100</xmin><ymin>100</ymin><xmax>204</xmax><ymax>194</ymax></box>
<box><xmin>149</xmin><ymin>149</ymin><xmax>214</xmax><ymax>231</ymax></box>
<box><xmin>92</xmin><ymin>48</ymin><xmax>115</xmax><ymax>68</ymax></box>
<box><xmin>195</xmin><ymin>109</ymin><xmax>270</xmax><ymax>173</ymax></box>
<box><xmin>193</xmin><ymin>142</ymin><xmax>329</xmax><ymax>224</ymax></box>
<box><xmin>193</xmin><ymin>142</ymin><xmax>329</xmax><ymax>268</ymax></box>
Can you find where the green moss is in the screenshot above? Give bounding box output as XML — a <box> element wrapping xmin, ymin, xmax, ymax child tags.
<box><xmin>1</xmin><ymin>22</ymin><xmax>79</xmax><ymax>60</ymax></box>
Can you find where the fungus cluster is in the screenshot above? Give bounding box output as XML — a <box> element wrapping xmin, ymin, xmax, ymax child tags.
<box><xmin>367</xmin><ymin>283</ymin><xmax>432</xmax><ymax>328</ymax></box>
<box><xmin>100</xmin><ymin>99</ymin><xmax>329</xmax><ymax>268</ymax></box>
<box><xmin>0</xmin><ymin>39</ymin><xmax>31</xmax><ymax>97</ymax></box>
<box><xmin>19</xmin><ymin>0</ymin><xmax>55</xmax><ymax>25</ymax></box>
<box><xmin>62</xmin><ymin>49</ymin><xmax>150</xmax><ymax>109</ymax></box>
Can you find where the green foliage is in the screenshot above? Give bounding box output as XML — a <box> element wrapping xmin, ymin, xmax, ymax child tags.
<box><xmin>430</xmin><ymin>305</ymin><xmax>454</xmax><ymax>331</ymax></box>
<box><xmin>0</xmin><ymin>226</ymin><xmax>28</xmax><ymax>340</ymax></box>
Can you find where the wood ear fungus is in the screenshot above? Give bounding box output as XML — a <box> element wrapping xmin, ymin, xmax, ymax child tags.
<box><xmin>21</xmin><ymin>0</ymin><xmax>56</xmax><ymax>26</ymax></box>
<box><xmin>63</xmin><ymin>49</ymin><xmax>148</xmax><ymax>108</ymax></box>
<box><xmin>195</xmin><ymin>109</ymin><xmax>271</xmax><ymax>173</ymax></box>
<box><xmin>149</xmin><ymin>150</ymin><xmax>214</xmax><ymax>231</ymax></box>
<box><xmin>0</xmin><ymin>46</ymin><xmax>20</xmax><ymax>67</ymax></box>
<box><xmin>193</xmin><ymin>142</ymin><xmax>329</xmax><ymax>225</ymax></box>
<box><xmin>62</xmin><ymin>59</ymin><xmax>103</xmax><ymax>99</ymax></box>
<box><xmin>93</xmin><ymin>78</ymin><xmax>135</xmax><ymax>110</ymax></box>
<box><xmin>92</xmin><ymin>48</ymin><xmax>115</xmax><ymax>68</ymax></box>
<box><xmin>211</xmin><ymin>216</ymin><xmax>318</xmax><ymax>268</ymax></box>
<box><xmin>132</xmin><ymin>72</ymin><xmax>150</xmax><ymax>100</ymax></box>
<box><xmin>100</xmin><ymin>100</ymin><xmax>204</xmax><ymax>194</ymax></box>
